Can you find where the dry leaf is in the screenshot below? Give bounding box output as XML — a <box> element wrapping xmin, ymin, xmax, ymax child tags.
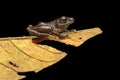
<box><xmin>0</xmin><ymin>38</ymin><xmax>67</xmax><ymax>80</ymax></box>
<box><xmin>0</xmin><ymin>27</ymin><xmax>102</xmax><ymax>80</ymax></box>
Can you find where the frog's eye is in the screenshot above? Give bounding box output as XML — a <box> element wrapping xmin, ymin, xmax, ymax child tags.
<box><xmin>61</xmin><ymin>16</ymin><xmax>67</xmax><ymax>23</ymax></box>
<box><xmin>61</xmin><ymin>16</ymin><xmax>67</xmax><ymax>20</ymax></box>
<box><xmin>57</xmin><ymin>16</ymin><xmax>67</xmax><ymax>25</ymax></box>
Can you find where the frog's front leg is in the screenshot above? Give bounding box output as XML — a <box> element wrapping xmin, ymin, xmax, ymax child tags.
<box><xmin>27</xmin><ymin>26</ymin><xmax>52</xmax><ymax>37</ymax></box>
<box><xmin>53</xmin><ymin>32</ymin><xmax>69</xmax><ymax>39</ymax></box>
<box><xmin>60</xmin><ymin>29</ymin><xmax>69</xmax><ymax>33</ymax></box>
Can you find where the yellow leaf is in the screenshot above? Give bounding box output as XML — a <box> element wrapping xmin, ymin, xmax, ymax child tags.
<box><xmin>0</xmin><ymin>27</ymin><xmax>102</xmax><ymax>80</ymax></box>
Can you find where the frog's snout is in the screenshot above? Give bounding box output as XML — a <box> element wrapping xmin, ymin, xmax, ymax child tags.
<box><xmin>68</xmin><ymin>17</ymin><xmax>75</xmax><ymax>24</ymax></box>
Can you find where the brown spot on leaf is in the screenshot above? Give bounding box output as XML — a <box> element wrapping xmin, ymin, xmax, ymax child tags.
<box><xmin>9</xmin><ymin>61</ymin><xmax>19</xmax><ymax>68</ymax></box>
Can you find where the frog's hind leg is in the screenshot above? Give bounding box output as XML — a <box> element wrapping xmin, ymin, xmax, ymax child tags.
<box><xmin>32</xmin><ymin>36</ymin><xmax>49</xmax><ymax>43</ymax></box>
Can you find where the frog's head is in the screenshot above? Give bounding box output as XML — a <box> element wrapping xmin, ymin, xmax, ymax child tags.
<box><xmin>55</xmin><ymin>16</ymin><xmax>75</xmax><ymax>29</ymax></box>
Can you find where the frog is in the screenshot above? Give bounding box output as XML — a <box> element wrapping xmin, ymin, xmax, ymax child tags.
<box><xmin>26</xmin><ymin>16</ymin><xmax>75</xmax><ymax>39</ymax></box>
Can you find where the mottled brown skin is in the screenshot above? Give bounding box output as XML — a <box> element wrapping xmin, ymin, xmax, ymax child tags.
<box><xmin>26</xmin><ymin>16</ymin><xmax>75</xmax><ymax>39</ymax></box>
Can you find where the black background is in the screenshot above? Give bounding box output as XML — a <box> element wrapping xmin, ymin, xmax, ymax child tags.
<box><xmin>0</xmin><ymin>3</ymin><xmax>114</xmax><ymax>80</ymax></box>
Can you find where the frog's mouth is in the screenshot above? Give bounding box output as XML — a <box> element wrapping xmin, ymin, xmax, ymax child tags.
<box><xmin>58</xmin><ymin>21</ymin><xmax>67</xmax><ymax>25</ymax></box>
